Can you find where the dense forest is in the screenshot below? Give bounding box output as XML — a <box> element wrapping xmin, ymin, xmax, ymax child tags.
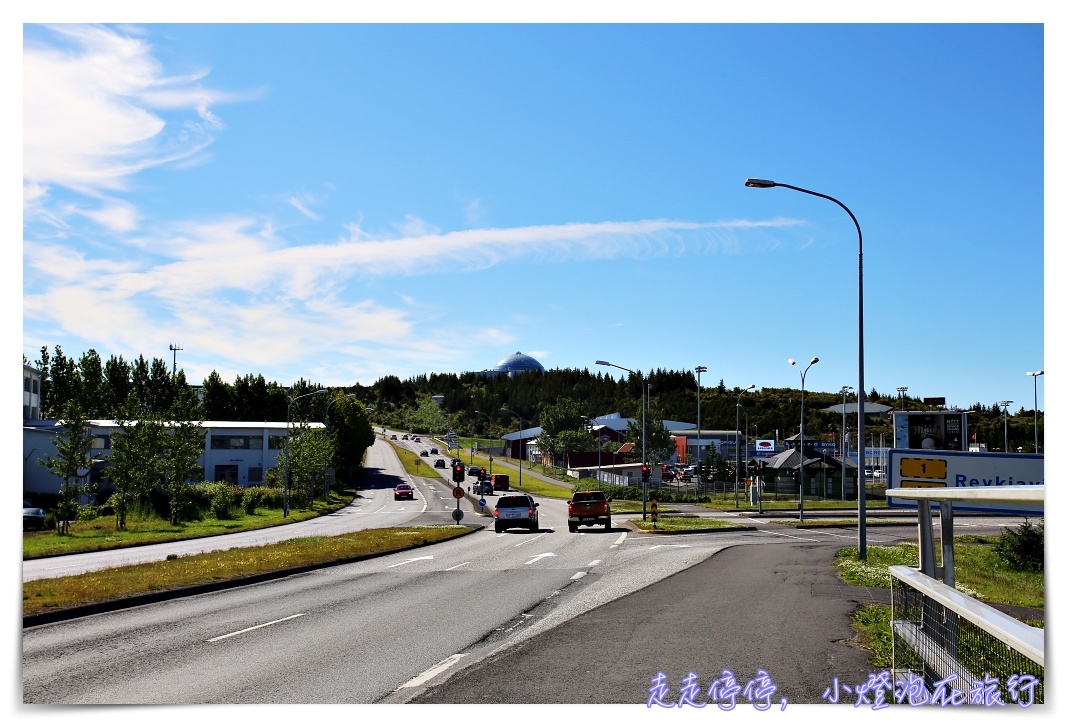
<box><xmin>28</xmin><ymin>345</ymin><xmax>1043</xmax><ymax>454</ymax></box>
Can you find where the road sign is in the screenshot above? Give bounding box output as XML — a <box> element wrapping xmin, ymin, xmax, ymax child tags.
<box><xmin>650</xmin><ymin>499</ymin><xmax>659</xmax><ymax>523</ymax></box>
<box><xmin>452</xmin><ymin>486</ymin><xmax>465</xmax><ymax>499</ymax></box>
<box><xmin>452</xmin><ymin>508</ymin><xmax>464</xmax><ymax>523</ymax></box>
<box><xmin>888</xmin><ymin>449</ymin><xmax>1043</xmax><ymax>514</ymax></box>
<box><xmin>478</xmin><ymin>498</ymin><xmax>486</xmax><ymax>507</ymax></box>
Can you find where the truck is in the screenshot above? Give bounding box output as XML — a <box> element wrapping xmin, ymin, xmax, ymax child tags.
<box><xmin>567</xmin><ymin>490</ymin><xmax>612</xmax><ymax>532</ymax></box>
<box><xmin>490</xmin><ymin>473</ymin><xmax>510</xmax><ymax>491</ymax></box>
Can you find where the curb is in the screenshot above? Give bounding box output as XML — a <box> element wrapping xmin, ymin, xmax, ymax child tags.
<box><xmin>23</xmin><ymin>524</ymin><xmax>484</xmax><ymax>628</ymax></box>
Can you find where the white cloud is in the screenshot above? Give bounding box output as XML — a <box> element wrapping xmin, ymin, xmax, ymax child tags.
<box><xmin>23</xmin><ymin>24</ymin><xmax>242</xmax><ymax>202</ymax></box>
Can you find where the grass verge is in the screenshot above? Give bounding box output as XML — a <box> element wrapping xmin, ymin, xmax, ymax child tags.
<box><xmin>833</xmin><ymin>537</ymin><xmax>1044</xmax><ymax>669</ymax></box>
<box><xmin>23</xmin><ymin>525</ymin><xmax>469</xmax><ymax>617</ymax></box>
<box><xmin>23</xmin><ymin>487</ymin><xmax>358</xmax><ymax>559</ymax></box>
<box><xmin>630</xmin><ymin>516</ymin><xmax>741</xmax><ymax>532</ymax></box>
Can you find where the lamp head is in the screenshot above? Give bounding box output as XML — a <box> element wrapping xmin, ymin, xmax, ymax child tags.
<box><xmin>811</xmin><ymin>357</ymin><xmax>819</xmax><ymax>364</ymax></box>
<box><xmin>788</xmin><ymin>358</ymin><xmax>796</xmax><ymax>366</ymax></box>
<box><xmin>595</xmin><ymin>360</ymin><xmax>610</xmax><ymax>366</ymax></box>
<box><xmin>745</xmin><ymin>178</ymin><xmax>777</xmax><ymax>188</ymax></box>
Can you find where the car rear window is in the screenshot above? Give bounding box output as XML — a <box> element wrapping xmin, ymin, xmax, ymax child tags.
<box><xmin>497</xmin><ymin>497</ymin><xmax>529</xmax><ymax>507</ymax></box>
<box><xmin>573</xmin><ymin>492</ymin><xmax>606</xmax><ymax>503</ymax></box>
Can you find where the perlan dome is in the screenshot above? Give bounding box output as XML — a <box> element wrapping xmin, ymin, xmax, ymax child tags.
<box><xmin>491</xmin><ymin>352</ymin><xmax>545</xmax><ymax>374</ymax></box>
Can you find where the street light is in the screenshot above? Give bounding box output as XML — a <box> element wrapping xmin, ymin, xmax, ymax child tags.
<box><xmin>735</xmin><ymin>384</ymin><xmax>755</xmax><ymax>508</ymax></box>
<box><xmin>746</xmin><ymin>178</ymin><xmax>867</xmax><ymax>557</ymax></box>
<box><xmin>789</xmin><ymin>357</ymin><xmax>819</xmax><ymax>522</ymax></box>
<box><xmin>897</xmin><ymin>386</ymin><xmax>908</xmax><ymax>412</ymax></box>
<box><xmin>1026</xmin><ymin>371</ymin><xmax>1043</xmax><ymax>452</ymax></box>
<box><xmin>500</xmin><ymin>407</ymin><xmax>525</xmax><ymax>492</ymax></box>
<box><xmin>474</xmin><ymin>410</ymin><xmax>495</xmax><ymax>474</ymax></box>
<box><xmin>695</xmin><ymin>366</ymin><xmax>706</xmax><ymax>500</ymax></box>
<box><xmin>596</xmin><ymin>360</ymin><xmax>648</xmax><ymax>520</ymax></box>
<box><xmin>837</xmin><ymin>386</ymin><xmax>854</xmax><ymax>493</ymax></box>
<box><xmin>999</xmin><ymin>400</ymin><xmax>1014</xmax><ymax>453</ymax></box>
<box><xmin>285</xmin><ymin>388</ymin><xmax>330</xmax><ymax>517</ymax></box>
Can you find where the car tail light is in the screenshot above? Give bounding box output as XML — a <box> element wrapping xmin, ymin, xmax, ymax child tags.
<box><xmin>603</xmin><ymin>503</ymin><xmax>609</xmax><ymax>513</ymax></box>
<box><xmin>528</xmin><ymin>508</ymin><xmax>534</xmax><ymax>517</ymax></box>
<box><xmin>567</xmin><ymin>504</ymin><xmax>573</xmax><ymax>516</ymax></box>
<box><xmin>493</xmin><ymin>509</ymin><xmax>499</xmax><ymax>517</ymax></box>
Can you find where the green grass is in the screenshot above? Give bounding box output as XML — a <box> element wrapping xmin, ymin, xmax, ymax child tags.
<box><xmin>630</xmin><ymin>516</ymin><xmax>741</xmax><ymax>532</ymax></box>
<box><xmin>834</xmin><ymin>538</ymin><xmax>1044</xmax><ymax>670</ymax></box>
<box><xmin>23</xmin><ymin>525</ymin><xmax>469</xmax><ymax>617</ymax></box>
<box><xmin>697</xmin><ymin>496</ymin><xmax>889</xmax><ymax>511</ymax></box>
<box><xmin>23</xmin><ymin>487</ymin><xmax>358</xmax><ymax>559</ymax></box>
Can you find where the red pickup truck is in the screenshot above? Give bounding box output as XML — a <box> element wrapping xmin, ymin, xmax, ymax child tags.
<box><xmin>567</xmin><ymin>490</ymin><xmax>611</xmax><ymax>532</ymax></box>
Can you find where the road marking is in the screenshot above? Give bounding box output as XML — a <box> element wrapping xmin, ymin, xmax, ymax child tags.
<box><xmin>387</xmin><ymin>555</ymin><xmax>434</xmax><ymax>568</ymax></box>
<box><xmin>513</xmin><ymin>534</ymin><xmax>546</xmax><ymax>548</ymax></box>
<box><xmin>798</xmin><ymin>529</ymin><xmax>857</xmax><ymax>540</ymax></box>
<box><xmin>648</xmin><ymin>544</ymin><xmax>692</xmax><ymax>550</ymax></box>
<box><xmin>755</xmin><ymin>529</ymin><xmax>819</xmax><ymax>542</ymax></box>
<box><xmin>207</xmin><ymin>614</ymin><xmax>304</xmax><ymax>642</ymax></box>
<box><xmin>610</xmin><ymin>532</ymin><xmax>628</xmax><ymax>548</ymax></box>
<box><xmin>398</xmin><ymin>653</ymin><xmax>468</xmax><ymax>688</ymax></box>
<box><xmin>525</xmin><ymin>552</ymin><xmax>556</xmax><ymax>565</ymax></box>
<box><xmin>445</xmin><ymin>562</ymin><xmax>470</xmax><ymax>571</ymax></box>
<box><xmin>571</xmin><ymin>571</ymin><xmax>587</xmax><ymax>580</ymax></box>
<box><xmin>587</xmin><ymin>559</ymin><xmax>602</xmax><ymax>567</ymax></box>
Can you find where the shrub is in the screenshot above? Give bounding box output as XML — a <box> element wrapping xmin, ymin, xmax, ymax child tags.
<box><xmin>76</xmin><ymin>504</ymin><xmax>101</xmax><ymax>521</ymax></box>
<box><xmin>994</xmin><ymin>518</ymin><xmax>1044</xmax><ymax>572</ymax></box>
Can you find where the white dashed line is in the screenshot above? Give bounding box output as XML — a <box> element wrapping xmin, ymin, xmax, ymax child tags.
<box><xmin>207</xmin><ymin>614</ymin><xmax>304</xmax><ymax>642</ymax></box>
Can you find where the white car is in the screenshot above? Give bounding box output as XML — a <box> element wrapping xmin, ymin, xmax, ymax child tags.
<box><xmin>873</xmin><ymin>469</ymin><xmax>886</xmax><ymax>480</ymax></box>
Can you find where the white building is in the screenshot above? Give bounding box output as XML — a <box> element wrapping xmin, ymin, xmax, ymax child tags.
<box><xmin>23</xmin><ymin>419</ymin><xmax>324</xmax><ymax>500</ymax></box>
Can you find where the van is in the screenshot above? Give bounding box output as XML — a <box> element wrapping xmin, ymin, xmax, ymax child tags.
<box><xmin>491</xmin><ymin>474</ymin><xmax>510</xmax><ymax>491</ymax></box>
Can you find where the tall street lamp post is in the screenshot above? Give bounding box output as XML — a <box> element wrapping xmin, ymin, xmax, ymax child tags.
<box><xmin>285</xmin><ymin>388</ymin><xmax>330</xmax><ymax>517</ymax></box>
<box><xmin>1026</xmin><ymin>371</ymin><xmax>1043</xmax><ymax>452</ymax></box>
<box><xmin>999</xmin><ymin>400</ymin><xmax>1013</xmax><ymax>453</ymax></box>
<box><xmin>695</xmin><ymin>366</ymin><xmax>706</xmax><ymax>500</ymax></box>
<box><xmin>839</xmin><ymin>386</ymin><xmax>853</xmax><ymax>494</ymax></box>
<box><xmin>897</xmin><ymin>386</ymin><xmax>908</xmax><ymax>413</ymax></box>
<box><xmin>500</xmin><ymin>408</ymin><xmax>524</xmax><ymax>491</ymax></box>
<box><xmin>596</xmin><ymin>360</ymin><xmax>647</xmax><ymax>519</ymax></box>
<box><xmin>746</xmin><ymin>178</ymin><xmax>867</xmax><ymax>557</ymax></box>
<box><xmin>789</xmin><ymin>358</ymin><xmax>819</xmax><ymax>522</ymax></box>
<box><xmin>735</xmin><ymin>384</ymin><xmax>755</xmax><ymax>508</ymax></box>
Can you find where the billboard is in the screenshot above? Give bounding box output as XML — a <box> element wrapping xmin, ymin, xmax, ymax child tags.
<box><xmin>754</xmin><ymin>439</ymin><xmax>775</xmax><ymax>452</ymax></box>
<box><xmin>893</xmin><ymin>411</ymin><xmax>967</xmax><ymax>451</ymax></box>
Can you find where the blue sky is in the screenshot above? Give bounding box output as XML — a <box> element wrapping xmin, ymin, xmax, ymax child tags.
<box><xmin>18</xmin><ymin>18</ymin><xmax>1052</xmax><ymax>415</ymax></box>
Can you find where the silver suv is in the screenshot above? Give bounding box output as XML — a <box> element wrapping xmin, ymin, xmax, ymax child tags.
<box><xmin>494</xmin><ymin>495</ymin><xmax>539</xmax><ymax>533</ymax></box>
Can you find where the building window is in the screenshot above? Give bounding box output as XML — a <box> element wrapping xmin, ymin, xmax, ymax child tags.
<box><xmin>24</xmin><ymin>377</ymin><xmax>30</xmax><ymax>392</ymax></box>
<box><xmin>249</xmin><ymin>436</ymin><xmax>263</xmax><ymax>450</ymax></box>
<box><xmin>210</xmin><ymin>436</ymin><xmax>228</xmax><ymax>450</ymax></box>
<box><xmin>214</xmin><ymin>464</ymin><xmax>239</xmax><ymax>484</ymax></box>
<box><xmin>32</xmin><ymin>379</ymin><xmax>39</xmax><ymax>394</ymax></box>
<box><xmin>268</xmin><ymin>435</ymin><xmax>287</xmax><ymax>450</ymax></box>
<box><xmin>247</xmin><ymin>467</ymin><xmax>263</xmax><ymax>484</ymax></box>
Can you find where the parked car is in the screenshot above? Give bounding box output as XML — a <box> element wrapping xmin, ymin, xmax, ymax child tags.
<box><xmin>434</xmin><ymin>459</ymin><xmax>447</xmax><ymax>469</ymax></box>
<box><xmin>494</xmin><ymin>494</ymin><xmax>539</xmax><ymax>532</ymax></box>
<box><xmin>23</xmin><ymin>507</ymin><xmax>47</xmax><ymax>531</ymax></box>
<box><xmin>874</xmin><ymin>469</ymin><xmax>886</xmax><ymax>480</ymax></box>
<box><xmin>567</xmin><ymin>490</ymin><xmax>612</xmax><ymax>532</ymax></box>
<box><xmin>393</xmin><ymin>484</ymin><xmax>415</xmax><ymax>501</ymax></box>
<box><xmin>390</xmin><ymin>434</ymin><xmax>397</xmax><ymax>440</ymax></box>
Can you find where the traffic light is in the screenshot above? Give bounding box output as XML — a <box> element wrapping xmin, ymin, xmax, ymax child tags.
<box><xmin>452</xmin><ymin>463</ymin><xmax>465</xmax><ymax>483</ymax></box>
<box><xmin>641</xmin><ymin>465</ymin><xmax>650</xmax><ymax>483</ymax></box>
<box><xmin>479</xmin><ymin>468</ymin><xmax>486</xmax><ymax>480</ymax></box>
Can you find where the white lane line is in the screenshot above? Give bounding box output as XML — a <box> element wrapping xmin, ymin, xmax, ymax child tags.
<box><xmin>799</xmin><ymin>528</ymin><xmax>857</xmax><ymax>540</ymax></box>
<box><xmin>609</xmin><ymin>532</ymin><xmax>628</xmax><ymax>549</ymax></box>
<box><xmin>387</xmin><ymin>555</ymin><xmax>434</xmax><ymax>568</ymax></box>
<box><xmin>648</xmin><ymin>544</ymin><xmax>692</xmax><ymax>550</ymax></box>
<box><xmin>755</xmin><ymin>529</ymin><xmax>819</xmax><ymax>542</ymax></box>
<box><xmin>512</xmin><ymin>534</ymin><xmax>546</xmax><ymax>548</ymax></box>
<box><xmin>207</xmin><ymin>614</ymin><xmax>304</xmax><ymax>642</ymax></box>
<box><xmin>399</xmin><ymin>653</ymin><xmax>468</xmax><ymax>688</ymax></box>
<box><xmin>445</xmin><ymin>562</ymin><xmax>470</xmax><ymax>571</ymax></box>
<box><xmin>571</xmin><ymin>571</ymin><xmax>587</xmax><ymax>580</ymax></box>
<box><xmin>587</xmin><ymin>559</ymin><xmax>602</xmax><ymax>567</ymax></box>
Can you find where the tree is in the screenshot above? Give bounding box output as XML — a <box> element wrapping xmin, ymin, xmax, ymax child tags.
<box><xmin>107</xmin><ymin>398</ymin><xmax>166</xmax><ymax>529</ymax></box>
<box><xmin>619</xmin><ymin>406</ymin><xmax>676</xmax><ymax>465</ymax></box>
<box><xmin>38</xmin><ymin>401</ymin><xmax>93</xmax><ymax>534</ymax></box>
<box><xmin>279</xmin><ymin>424</ymin><xmax>333</xmax><ymax>510</ymax></box>
<box><xmin>537</xmin><ymin>398</ymin><xmax>588</xmax><ymax>470</ymax></box>
<box><xmin>161</xmin><ymin>391</ymin><xmax>205</xmax><ymax>525</ymax></box>
<box><xmin>326</xmin><ymin>392</ymin><xmax>376</xmax><ymax>486</ymax></box>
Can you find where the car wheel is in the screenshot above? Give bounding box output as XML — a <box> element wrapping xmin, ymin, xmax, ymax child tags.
<box><xmin>568</xmin><ymin>524</ymin><xmax>576</xmax><ymax>533</ymax></box>
<box><xmin>495</xmin><ymin>524</ymin><xmax>503</xmax><ymax>533</ymax></box>
<box><xmin>604</xmin><ymin>520</ymin><xmax>611</xmax><ymax>531</ymax></box>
